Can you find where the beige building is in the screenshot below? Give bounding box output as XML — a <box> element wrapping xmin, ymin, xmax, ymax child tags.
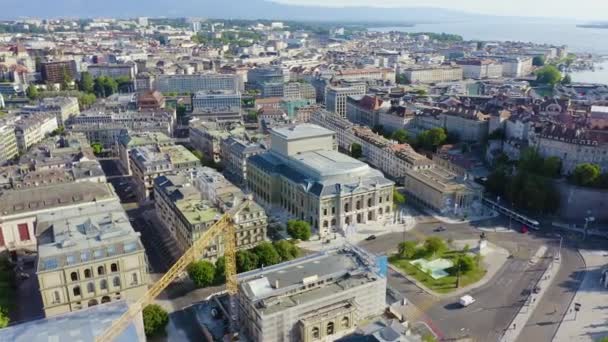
<box><xmin>117</xmin><ymin>131</ymin><xmax>174</xmax><ymax>175</ymax></box>
<box><xmin>237</xmin><ymin>246</ymin><xmax>386</xmax><ymax>342</ymax></box>
<box><xmin>35</xmin><ymin>200</ymin><xmax>148</xmax><ymax>317</ymax></box>
<box><xmin>325</xmin><ymin>84</ymin><xmax>366</xmax><ymax>118</ymax></box>
<box><xmin>14</xmin><ymin>112</ymin><xmax>58</xmax><ymax>153</ymax></box>
<box><xmin>403</xmin><ymin>165</ymin><xmax>484</xmax><ymax>218</ymax></box>
<box><xmin>248</xmin><ymin>124</ymin><xmax>394</xmax><ymax>237</ymax></box>
<box><xmin>130</xmin><ymin>144</ymin><xmax>201</xmax><ymax>202</ymax></box>
<box><xmin>402</xmin><ymin>65</ymin><xmax>463</xmax><ymax>84</ymax></box>
<box><xmin>0</xmin><ymin>182</ymin><xmax>117</xmax><ymax>253</ymax></box>
<box><xmin>154</xmin><ymin>169</ymin><xmax>267</xmax><ymax>258</ymax></box>
<box><xmin>0</xmin><ymin>123</ymin><xmax>18</xmax><ymax>164</ymax></box>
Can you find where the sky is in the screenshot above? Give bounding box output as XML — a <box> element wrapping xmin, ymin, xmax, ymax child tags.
<box><xmin>272</xmin><ymin>0</ymin><xmax>608</xmax><ymax>20</ymax></box>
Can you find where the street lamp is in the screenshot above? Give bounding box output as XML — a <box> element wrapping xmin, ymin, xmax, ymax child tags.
<box><xmin>584</xmin><ymin>210</ymin><xmax>595</xmax><ymax>241</ymax></box>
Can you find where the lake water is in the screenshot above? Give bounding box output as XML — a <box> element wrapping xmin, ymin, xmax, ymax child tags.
<box><xmin>370</xmin><ymin>17</ymin><xmax>608</xmax><ymax>54</ymax></box>
<box><xmin>570</xmin><ymin>60</ymin><xmax>608</xmax><ymax>84</ymax></box>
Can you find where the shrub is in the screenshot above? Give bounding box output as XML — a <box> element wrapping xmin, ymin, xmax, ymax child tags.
<box><xmin>142</xmin><ymin>304</ymin><xmax>169</xmax><ymax>337</ymax></box>
<box><xmin>187</xmin><ymin>260</ymin><xmax>216</xmax><ymax>288</ymax></box>
<box><xmin>286</xmin><ymin>220</ymin><xmax>312</xmax><ymax>241</ymax></box>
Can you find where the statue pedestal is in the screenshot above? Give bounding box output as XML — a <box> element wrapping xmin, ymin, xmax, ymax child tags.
<box><xmin>479</xmin><ymin>239</ymin><xmax>489</xmax><ymax>256</ymax></box>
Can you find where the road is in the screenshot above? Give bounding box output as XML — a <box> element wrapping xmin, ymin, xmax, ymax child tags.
<box><xmin>358</xmin><ymin>215</ymin><xmax>571</xmax><ymax>341</ymax></box>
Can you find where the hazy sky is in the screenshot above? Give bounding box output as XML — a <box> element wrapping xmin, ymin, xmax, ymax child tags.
<box><xmin>273</xmin><ymin>0</ymin><xmax>608</xmax><ymax>20</ymax></box>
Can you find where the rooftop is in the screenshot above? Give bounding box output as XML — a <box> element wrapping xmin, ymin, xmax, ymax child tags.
<box><xmin>271</xmin><ymin>123</ymin><xmax>334</xmax><ymax>141</ymax></box>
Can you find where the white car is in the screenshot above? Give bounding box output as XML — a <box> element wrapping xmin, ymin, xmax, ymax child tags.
<box><xmin>459</xmin><ymin>295</ymin><xmax>476</xmax><ymax>307</ymax></box>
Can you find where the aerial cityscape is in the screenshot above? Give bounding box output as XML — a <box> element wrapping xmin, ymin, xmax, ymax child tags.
<box><xmin>0</xmin><ymin>1</ymin><xmax>607</xmax><ymax>341</ymax></box>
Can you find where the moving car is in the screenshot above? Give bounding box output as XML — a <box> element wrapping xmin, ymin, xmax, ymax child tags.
<box><xmin>459</xmin><ymin>295</ymin><xmax>476</xmax><ymax>307</ymax></box>
<box><xmin>366</xmin><ymin>235</ymin><xmax>377</xmax><ymax>241</ymax></box>
<box><xmin>434</xmin><ymin>226</ymin><xmax>447</xmax><ymax>232</ymax></box>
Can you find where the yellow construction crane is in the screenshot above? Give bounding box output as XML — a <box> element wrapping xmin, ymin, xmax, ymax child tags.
<box><xmin>95</xmin><ymin>213</ymin><xmax>238</xmax><ymax>342</ymax></box>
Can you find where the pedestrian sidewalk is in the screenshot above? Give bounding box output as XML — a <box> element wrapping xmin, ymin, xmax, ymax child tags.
<box><xmin>418</xmin><ymin>206</ymin><xmax>499</xmax><ymax>225</ymax></box>
<box><xmin>500</xmin><ymin>249</ymin><xmax>560</xmax><ymax>342</ymax></box>
<box><xmin>553</xmin><ymin>250</ymin><xmax>608</xmax><ymax>342</ymax></box>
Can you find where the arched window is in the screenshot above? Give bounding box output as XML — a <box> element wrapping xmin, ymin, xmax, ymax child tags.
<box><xmin>100</xmin><ymin>279</ymin><xmax>108</xmax><ymax>290</ymax></box>
<box><xmin>88</xmin><ymin>299</ymin><xmax>98</xmax><ymax>307</ymax></box>
<box><xmin>356</xmin><ymin>201</ymin><xmax>360</xmax><ymax>210</ymax></box>
<box><xmin>386</xmin><ymin>206</ymin><xmax>390</xmax><ymax>213</ymax></box>
<box><xmin>53</xmin><ymin>291</ymin><xmax>60</xmax><ymax>303</ymax></box>
<box><xmin>84</xmin><ymin>269</ymin><xmax>92</xmax><ymax>279</ymax></box>
<box><xmin>97</xmin><ymin>266</ymin><xmax>105</xmax><ymax>276</ymax></box>
<box><xmin>110</xmin><ymin>263</ymin><xmax>118</xmax><ymax>273</ymax></box>
<box><xmin>357</xmin><ymin>214</ymin><xmax>362</xmax><ymax>223</ymax></box>
<box><xmin>323</xmin><ymin>221</ymin><xmax>328</xmax><ymax>228</ymax></box>
<box><xmin>73</xmin><ymin>286</ymin><xmax>81</xmax><ymax>296</ymax></box>
<box><xmin>113</xmin><ymin>276</ymin><xmax>121</xmax><ymax>287</ymax></box>
<box><xmin>341</xmin><ymin>316</ymin><xmax>349</xmax><ymax>328</ymax></box>
<box><xmin>367</xmin><ymin>198</ymin><xmax>372</xmax><ymax>207</ymax></box>
<box><xmin>70</xmin><ymin>272</ymin><xmax>78</xmax><ymax>281</ymax></box>
<box><xmin>131</xmin><ymin>273</ymin><xmax>138</xmax><ymax>285</ymax></box>
<box><xmin>87</xmin><ymin>282</ymin><xmax>95</xmax><ymax>293</ymax></box>
<box><xmin>312</xmin><ymin>327</ymin><xmax>320</xmax><ymax>339</ymax></box>
<box><xmin>327</xmin><ymin>322</ymin><xmax>335</xmax><ymax>335</ymax></box>
<box><xmin>344</xmin><ymin>203</ymin><xmax>349</xmax><ymax>212</ymax></box>
<box><xmin>331</xmin><ymin>218</ymin><xmax>336</xmax><ymax>226</ymax></box>
<box><xmin>379</xmin><ymin>208</ymin><xmax>383</xmax><ymax>215</ymax></box>
<box><xmin>368</xmin><ymin>211</ymin><xmax>373</xmax><ymax>220</ymax></box>
<box><xmin>101</xmin><ymin>296</ymin><xmax>111</xmax><ymax>304</ymax></box>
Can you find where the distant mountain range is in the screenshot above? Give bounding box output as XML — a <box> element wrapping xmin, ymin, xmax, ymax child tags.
<box><xmin>1</xmin><ymin>0</ymin><xmax>475</xmax><ymax>23</ymax></box>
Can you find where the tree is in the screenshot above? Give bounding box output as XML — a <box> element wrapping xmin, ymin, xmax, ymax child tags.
<box><xmin>253</xmin><ymin>242</ymin><xmax>281</xmax><ymax>267</ymax></box>
<box><xmin>273</xmin><ymin>240</ymin><xmax>300</xmax><ymax>262</ymax></box>
<box><xmin>91</xmin><ymin>142</ymin><xmax>103</xmax><ymax>155</ymax></box>
<box><xmin>417</xmin><ymin>128</ymin><xmax>448</xmax><ymax>151</ymax></box>
<box><xmin>286</xmin><ymin>220</ymin><xmax>312</xmax><ymax>241</ymax></box>
<box><xmin>142</xmin><ymin>304</ymin><xmax>169</xmax><ymax>337</ymax></box>
<box><xmin>78</xmin><ymin>92</ymin><xmax>96</xmax><ymax>108</ymax></box>
<box><xmin>176</xmin><ymin>104</ymin><xmax>187</xmax><ymax>122</ymax></box>
<box><xmin>214</xmin><ymin>256</ymin><xmax>226</xmax><ymax>285</ymax></box>
<box><xmin>423</xmin><ymin>237</ymin><xmax>447</xmax><ymax>258</ymax></box>
<box><xmin>561</xmin><ymin>74</ymin><xmax>572</xmax><ymax>85</ymax></box>
<box><xmin>61</xmin><ymin>66</ymin><xmax>73</xmax><ymax>90</ymax></box>
<box><xmin>187</xmin><ymin>260</ymin><xmax>216</xmax><ymax>288</ymax></box>
<box><xmin>393</xmin><ymin>189</ymin><xmax>406</xmax><ymax>206</ymax></box>
<box><xmin>350</xmin><ymin>142</ymin><xmax>362</xmax><ymax>159</ymax></box>
<box><xmin>414</xmin><ymin>88</ymin><xmax>427</xmax><ymax>96</ymax></box>
<box><xmin>532</xmin><ymin>55</ymin><xmax>545</xmax><ymax>67</ymax></box>
<box><xmin>454</xmin><ymin>254</ymin><xmax>476</xmax><ymax>287</ymax></box>
<box><xmin>536</xmin><ymin>65</ymin><xmax>562</xmax><ymax>86</ymax></box>
<box><xmin>398</xmin><ymin>241</ymin><xmax>418</xmax><ymax>259</ymax></box>
<box><xmin>372</xmin><ymin>124</ymin><xmax>385</xmax><ymax>136</ymax></box>
<box><xmin>542</xmin><ymin>156</ymin><xmax>562</xmax><ymax>178</ymax></box>
<box><xmin>518</xmin><ymin>147</ymin><xmax>544</xmax><ymax>173</ymax></box>
<box><xmin>26</xmin><ymin>85</ymin><xmax>39</xmax><ymax>100</ymax></box>
<box><xmin>79</xmin><ymin>71</ymin><xmax>94</xmax><ymax>93</ymax></box>
<box><xmin>391</xmin><ymin>129</ymin><xmax>410</xmax><ymax>144</ymax></box>
<box><xmin>571</xmin><ymin>163</ymin><xmax>601</xmax><ymax>187</ymax></box>
<box><xmin>236</xmin><ymin>250</ymin><xmax>259</xmax><ymax>273</ymax></box>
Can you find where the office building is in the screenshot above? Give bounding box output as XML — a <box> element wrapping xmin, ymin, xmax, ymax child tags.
<box><xmin>36</xmin><ymin>200</ymin><xmax>148</xmax><ymax>317</ymax></box>
<box><xmin>283</xmin><ymin>82</ymin><xmax>316</xmax><ymax>100</ymax></box>
<box><xmin>247</xmin><ymin>67</ymin><xmax>285</xmax><ymax>90</ymax></box>
<box><xmin>325</xmin><ymin>84</ymin><xmax>367</xmax><ymax>118</ymax></box>
<box><xmin>333</xmin><ymin>67</ymin><xmax>396</xmax><ymax>85</ymax></box>
<box><xmin>455</xmin><ymin>59</ymin><xmax>503</xmax><ymax>79</ymax></box>
<box><xmin>248</xmin><ymin>124</ymin><xmax>394</xmax><ymax>238</ymax></box>
<box><xmin>87</xmin><ymin>63</ymin><xmax>137</xmax><ymax>80</ymax></box>
<box><xmin>192</xmin><ymin>90</ymin><xmax>242</xmax><ymax>112</ymax></box>
<box><xmin>155</xmin><ymin>74</ymin><xmax>239</xmax><ymax>94</ymax></box>
<box><xmin>237</xmin><ymin>246</ymin><xmax>386</xmax><ymax>342</ymax></box>
<box><xmin>41</xmin><ymin>61</ymin><xmax>78</xmax><ymax>84</ymax></box>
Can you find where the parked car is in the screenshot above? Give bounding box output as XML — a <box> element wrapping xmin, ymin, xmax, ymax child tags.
<box><xmin>434</xmin><ymin>226</ymin><xmax>447</xmax><ymax>232</ymax></box>
<box><xmin>366</xmin><ymin>235</ymin><xmax>377</xmax><ymax>241</ymax></box>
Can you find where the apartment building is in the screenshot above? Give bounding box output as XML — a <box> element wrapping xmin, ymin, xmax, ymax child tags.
<box><xmin>13</xmin><ymin>112</ymin><xmax>58</xmax><ymax>153</ymax></box>
<box><xmin>130</xmin><ymin>144</ymin><xmax>201</xmax><ymax>202</ymax></box>
<box><xmin>500</xmin><ymin>56</ymin><xmax>533</xmax><ymax>77</ymax></box>
<box><xmin>283</xmin><ymin>81</ymin><xmax>316</xmax><ymax>100</ymax></box>
<box><xmin>22</xmin><ymin>97</ymin><xmax>80</xmax><ymax>127</ymax></box>
<box><xmin>402</xmin><ymin>65</ymin><xmax>463</xmax><ymax>84</ymax></box>
<box><xmin>237</xmin><ymin>246</ymin><xmax>386</xmax><ymax>342</ymax></box>
<box><xmin>0</xmin><ymin>123</ymin><xmax>18</xmax><ymax>165</ymax></box>
<box><xmin>189</xmin><ymin>121</ymin><xmax>245</xmax><ymax>163</ymax></box>
<box><xmin>414</xmin><ymin>108</ymin><xmax>490</xmax><ymax>143</ymax></box>
<box><xmin>220</xmin><ymin>136</ymin><xmax>265</xmax><ymax>186</ymax></box>
<box><xmin>117</xmin><ymin>131</ymin><xmax>174</xmax><ymax>175</ymax></box>
<box><xmin>325</xmin><ymin>84</ymin><xmax>367</xmax><ymax>118</ymax></box>
<box><xmin>41</xmin><ymin>61</ymin><xmax>78</xmax><ymax>84</ymax></box>
<box><xmin>345</xmin><ymin>95</ymin><xmax>386</xmax><ymax>128</ymax></box>
<box><xmin>248</xmin><ymin>124</ymin><xmax>394</xmax><ymax>237</ymax></box>
<box><xmin>333</xmin><ymin>67</ymin><xmax>396</xmax><ymax>85</ymax></box>
<box><xmin>36</xmin><ymin>201</ymin><xmax>148</xmax><ymax>317</ymax></box>
<box><xmin>154</xmin><ymin>169</ymin><xmax>267</xmax><ymax>256</ymax></box>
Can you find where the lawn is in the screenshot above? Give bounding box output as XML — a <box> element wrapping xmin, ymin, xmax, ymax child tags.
<box><xmin>389</xmin><ymin>250</ymin><xmax>487</xmax><ymax>294</ymax></box>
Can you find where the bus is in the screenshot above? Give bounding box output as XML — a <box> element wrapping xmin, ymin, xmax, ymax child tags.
<box><xmin>483</xmin><ymin>198</ymin><xmax>540</xmax><ymax>230</ymax></box>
